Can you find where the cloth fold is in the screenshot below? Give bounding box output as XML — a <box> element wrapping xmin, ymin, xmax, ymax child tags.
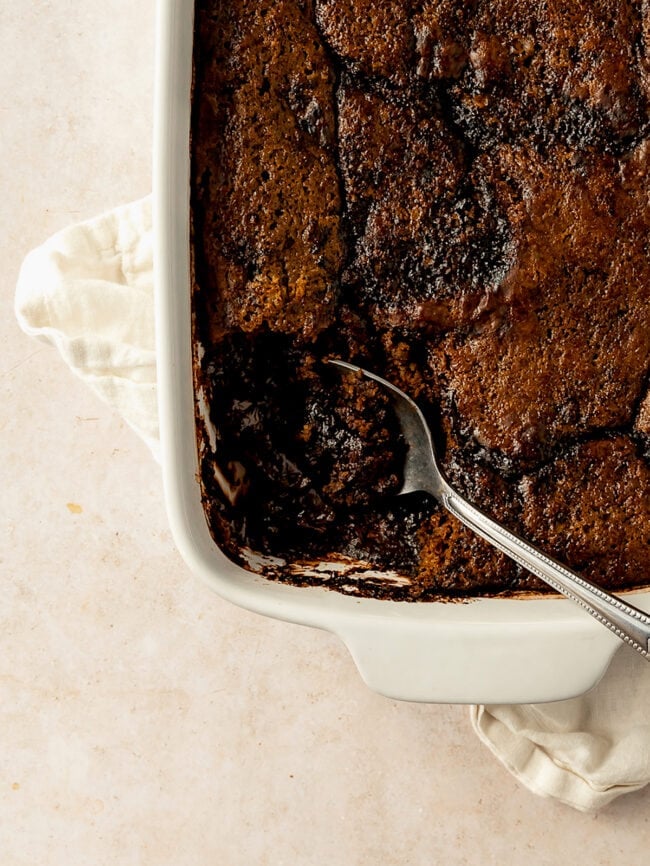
<box><xmin>471</xmin><ymin>646</ymin><xmax>650</xmax><ymax>811</ymax></box>
<box><xmin>14</xmin><ymin>197</ymin><xmax>650</xmax><ymax>813</ymax></box>
<box><xmin>15</xmin><ymin>197</ymin><xmax>158</xmax><ymax>460</ymax></box>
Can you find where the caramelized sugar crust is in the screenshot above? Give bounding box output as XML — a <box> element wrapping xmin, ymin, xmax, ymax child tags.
<box><xmin>191</xmin><ymin>0</ymin><xmax>650</xmax><ymax>598</ymax></box>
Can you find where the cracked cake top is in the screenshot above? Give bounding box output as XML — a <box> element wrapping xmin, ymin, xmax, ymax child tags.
<box><xmin>190</xmin><ymin>0</ymin><xmax>650</xmax><ymax>599</ymax></box>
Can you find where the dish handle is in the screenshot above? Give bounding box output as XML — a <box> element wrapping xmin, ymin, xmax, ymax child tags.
<box><xmin>335</xmin><ymin>618</ymin><xmax>621</xmax><ymax>704</ymax></box>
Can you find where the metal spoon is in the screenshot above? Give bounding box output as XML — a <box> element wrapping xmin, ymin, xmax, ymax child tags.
<box><xmin>329</xmin><ymin>359</ymin><xmax>650</xmax><ymax>658</ymax></box>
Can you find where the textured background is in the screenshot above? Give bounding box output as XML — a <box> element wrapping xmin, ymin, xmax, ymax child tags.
<box><xmin>2</xmin><ymin>2</ymin><xmax>649</xmax><ymax>863</ymax></box>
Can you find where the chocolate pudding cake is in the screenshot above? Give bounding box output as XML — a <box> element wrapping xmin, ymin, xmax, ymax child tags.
<box><xmin>190</xmin><ymin>0</ymin><xmax>650</xmax><ymax>599</ymax></box>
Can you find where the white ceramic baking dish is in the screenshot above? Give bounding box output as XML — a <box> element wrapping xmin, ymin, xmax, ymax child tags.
<box><xmin>152</xmin><ymin>0</ymin><xmax>650</xmax><ymax>704</ymax></box>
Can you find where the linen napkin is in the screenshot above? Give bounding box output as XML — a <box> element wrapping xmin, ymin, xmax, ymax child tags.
<box><xmin>14</xmin><ymin>198</ymin><xmax>650</xmax><ymax>813</ymax></box>
<box><xmin>15</xmin><ymin>198</ymin><xmax>159</xmax><ymax>461</ymax></box>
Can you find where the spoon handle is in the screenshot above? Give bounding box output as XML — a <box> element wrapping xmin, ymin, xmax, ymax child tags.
<box><xmin>442</xmin><ymin>489</ymin><xmax>650</xmax><ymax>658</ymax></box>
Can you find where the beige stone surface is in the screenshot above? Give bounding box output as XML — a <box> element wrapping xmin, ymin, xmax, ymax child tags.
<box><xmin>2</xmin><ymin>2</ymin><xmax>650</xmax><ymax>864</ymax></box>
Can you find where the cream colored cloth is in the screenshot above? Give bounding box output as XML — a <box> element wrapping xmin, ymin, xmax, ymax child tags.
<box><xmin>15</xmin><ymin>197</ymin><xmax>159</xmax><ymax>460</ymax></box>
<box><xmin>14</xmin><ymin>198</ymin><xmax>650</xmax><ymax>813</ymax></box>
<box><xmin>471</xmin><ymin>648</ymin><xmax>650</xmax><ymax>811</ymax></box>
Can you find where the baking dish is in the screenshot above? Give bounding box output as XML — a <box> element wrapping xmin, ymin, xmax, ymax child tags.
<box><xmin>152</xmin><ymin>0</ymin><xmax>650</xmax><ymax>704</ymax></box>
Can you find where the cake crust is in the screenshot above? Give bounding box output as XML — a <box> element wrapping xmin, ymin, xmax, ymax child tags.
<box><xmin>191</xmin><ymin>0</ymin><xmax>650</xmax><ymax>599</ymax></box>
